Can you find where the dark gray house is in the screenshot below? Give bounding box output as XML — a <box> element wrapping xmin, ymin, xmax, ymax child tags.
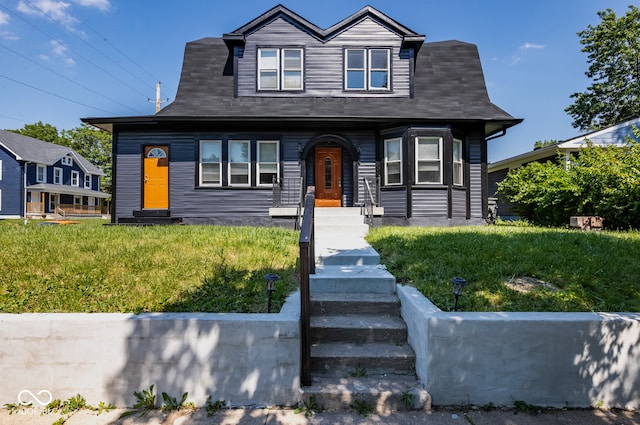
<box><xmin>84</xmin><ymin>4</ymin><xmax>521</xmax><ymax>225</ymax></box>
<box><xmin>0</xmin><ymin>130</ymin><xmax>108</xmax><ymax>219</ymax></box>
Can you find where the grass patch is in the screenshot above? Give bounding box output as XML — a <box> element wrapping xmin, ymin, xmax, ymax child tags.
<box><xmin>0</xmin><ymin>220</ymin><xmax>298</xmax><ymax>313</ymax></box>
<box><xmin>367</xmin><ymin>225</ymin><xmax>640</xmax><ymax>312</ymax></box>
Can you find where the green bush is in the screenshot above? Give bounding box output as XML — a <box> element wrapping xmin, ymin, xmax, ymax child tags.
<box><xmin>497</xmin><ymin>136</ymin><xmax>640</xmax><ymax>229</ymax></box>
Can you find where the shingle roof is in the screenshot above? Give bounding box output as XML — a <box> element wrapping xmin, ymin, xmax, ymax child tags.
<box><xmin>153</xmin><ymin>38</ymin><xmax>519</xmax><ymax>134</ymax></box>
<box><xmin>0</xmin><ymin>130</ymin><xmax>104</xmax><ymax>176</ymax></box>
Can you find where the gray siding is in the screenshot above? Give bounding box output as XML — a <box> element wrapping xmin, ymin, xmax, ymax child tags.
<box><xmin>469</xmin><ymin>139</ymin><xmax>483</xmax><ymax>218</ymax></box>
<box><xmin>451</xmin><ymin>188</ymin><xmax>467</xmax><ymax>217</ymax></box>
<box><xmin>115</xmin><ymin>153</ymin><xmax>141</xmax><ymax>217</ymax></box>
<box><xmin>239</xmin><ymin>17</ymin><xmax>409</xmax><ymax>98</ymax></box>
<box><xmin>412</xmin><ymin>189</ymin><xmax>448</xmax><ymax>216</ymax></box>
<box><xmin>380</xmin><ymin>188</ymin><xmax>406</xmax><ymax>217</ymax></box>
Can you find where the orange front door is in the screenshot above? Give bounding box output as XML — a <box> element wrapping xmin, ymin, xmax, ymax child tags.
<box><xmin>143</xmin><ymin>146</ymin><xmax>169</xmax><ymax>209</ymax></box>
<box><xmin>315</xmin><ymin>147</ymin><xmax>342</xmax><ymax>207</ymax></box>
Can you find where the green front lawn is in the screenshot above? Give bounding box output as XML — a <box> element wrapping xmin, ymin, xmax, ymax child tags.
<box><xmin>0</xmin><ymin>219</ymin><xmax>299</xmax><ymax>313</ymax></box>
<box><xmin>366</xmin><ymin>224</ymin><xmax>640</xmax><ymax>312</ymax></box>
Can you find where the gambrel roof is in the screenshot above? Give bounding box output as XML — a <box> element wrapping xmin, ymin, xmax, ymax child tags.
<box><xmin>84</xmin><ymin>5</ymin><xmax>520</xmax><ymax>137</ymax></box>
<box><xmin>0</xmin><ymin>129</ymin><xmax>104</xmax><ymax>176</ymax></box>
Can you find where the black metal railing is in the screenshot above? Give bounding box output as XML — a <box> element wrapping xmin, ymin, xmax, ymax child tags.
<box><xmin>272</xmin><ymin>177</ymin><xmax>303</xmax><ymax>208</ymax></box>
<box><xmin>362</xmin><ymin>176</ymin><xmax>378</xmax><ymax>227</ymax></box>
<box><xmin>298</xmin><ymin>186</ymin><xmax>315</xmax><ymax>386</ymax></box>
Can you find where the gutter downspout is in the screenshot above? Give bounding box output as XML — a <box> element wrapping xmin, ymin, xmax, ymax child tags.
<box><xmin>23</xmin><ymin>162</ymin><xmax>29</xmax><ymax>224</ymax></box>
<box><xmin>486</xmin><ymin>128</ymin><xmax>507</xmax><ymax>142</ymax></box>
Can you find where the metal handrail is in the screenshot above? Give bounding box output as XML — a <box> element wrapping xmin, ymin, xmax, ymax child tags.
<box><xmin>363</xmin><ymin>177</ymin><xmax>375</xmax><ymax>227</ymax></box>
<box><xmin>298</xmin><ymin>186</ymin><xmax>315</xmax><ymax>386</ymax></box>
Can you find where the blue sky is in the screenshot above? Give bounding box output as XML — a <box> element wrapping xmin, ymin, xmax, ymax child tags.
<box><xmin>0</xmin><ymin>0</ymin><xmax>634</xmax><ymax>162</ymax></box>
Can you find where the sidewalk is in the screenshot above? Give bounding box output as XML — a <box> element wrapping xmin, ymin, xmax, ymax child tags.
<box><xmin>2</xmin><ymin>407</ymin><xmax>639</xmax><ymax>425</ymax></box>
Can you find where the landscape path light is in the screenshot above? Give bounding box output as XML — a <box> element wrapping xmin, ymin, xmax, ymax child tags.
<box><xmin>264</xmin><ymin>273</ymin><xmax>280</xmax><ymax>313</ymax></box>
<box><xmin>451</xmin><ymin>277</ymin><xmax>469</xmax><ymax>312</ymax></box>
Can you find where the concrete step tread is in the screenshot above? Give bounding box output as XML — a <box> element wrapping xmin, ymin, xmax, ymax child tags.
<box><xmin>311</xmin><ymin>293</ymin><xmax>399</xmax><ymax>304</ymax></box>
<box><xmin>312</xmin><ymin>264</ymin><xmax>392</xmax><ymax>277</ymax></box>
<box><xmin>315</xmin><ymin>207</ymin><xmax>363</xmax><ymax>217</ymax></box>
<box><xmin>311</xmin><ymin>342</ymin><xmax>415</xmax><ymax>359</ymax></box>
<box><xmin>310</xmin><ymin>315</ymin><xmax>407</xmax><ymax>330</ymax></box>
<box><xmin>311</xmin><ymin>293</ymin><xmax>400</xmax><ymax>315</ymax></box>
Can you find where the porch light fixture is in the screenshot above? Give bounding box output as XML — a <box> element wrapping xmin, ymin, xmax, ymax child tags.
<box><xmin>264</xmin><ymin>273</ymin><xmax>280</xmax><ymax>313</ymax></box>
<box><xmin>451</xmin><ymin>277</ymin><xmax>469</xmax><ymax>311</ymax></box>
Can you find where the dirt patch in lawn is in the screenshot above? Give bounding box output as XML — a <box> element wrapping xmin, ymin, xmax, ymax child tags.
<box><xmin>504</xmin><ymin>276</ymin><xmax>560</xmax><ymax>293</ymax></box>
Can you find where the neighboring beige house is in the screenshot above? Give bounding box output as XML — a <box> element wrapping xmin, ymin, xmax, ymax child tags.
<box><xmin>488</xmin><ymin>116</ymin><xmax>640</xmax><ymax>219</ymax></box>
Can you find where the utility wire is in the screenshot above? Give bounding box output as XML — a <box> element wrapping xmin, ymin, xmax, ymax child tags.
<box><xmin>21</xmin><ymin>0</ymin><xmax>164</xmax><ymax>96</ymax></box>
<box><xmin>0</xmin><ymin>42</ymin><xmax>144</xmax><ymax>115</ymax></box>
<box><xmin>0</xmin><ymin>73</ymin><xmax>120</xmax><ymax>115</ymax></box>
<box><xmin>0</xmin><ymin>2</ymin><xmax>150</xmax><ymax>99</ymax></box>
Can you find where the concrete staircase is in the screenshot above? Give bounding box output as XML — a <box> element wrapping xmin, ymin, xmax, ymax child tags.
<box><xmin>301</xmin><ymin>208</ymin><xmax>428</xmax><ymax>413</ymax></box>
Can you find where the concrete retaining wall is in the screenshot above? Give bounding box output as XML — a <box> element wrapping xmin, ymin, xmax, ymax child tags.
<box><xmin>0</xmin><ymin>293</ymin><xmax>301</xmax><ymax>408</ymax></box>
<box><xmin>398</xmin><ymin>285</ymin><xmax>640</xmax><ymax>410</ymax></box>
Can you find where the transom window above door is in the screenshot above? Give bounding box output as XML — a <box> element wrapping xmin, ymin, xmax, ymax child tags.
<box><xmin>258</xmin><ymin>48</ymin><xmax>304</xmax><ymax>91</ymax></box>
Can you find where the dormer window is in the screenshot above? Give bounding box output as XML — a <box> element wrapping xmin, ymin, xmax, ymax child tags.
<box><xmin>61</xmin><ymin>155</ymin><xmax>73</xmax><ymax>166</ymax></box>
<box><xmin>258</xmin><ymin>48</ymin><xmax>304</xmax><ymax>91</ymax></box>
<box><xmin>345</xmin><ymin>48</ymin><xmax>390</xmax><ymax>91</ymax></box>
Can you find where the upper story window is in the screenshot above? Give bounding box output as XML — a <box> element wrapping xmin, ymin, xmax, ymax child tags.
<box><xmin>415</xmin><ymin>136</ymin><xmax>442</xmax><ymax>184</ymax></box>
<box><xmin>36</xmin><ymin>164</ymin><xmax>46</xmax><ymax>183</ymax></box>
<box><xmin>0</xmin><ymin>160</ymin><xmax>2</xmax><ymax>181</ymax></box>
<box><xmin>345</xmin><ymin>48</ymin><xmax>390</xmax><ymax>91</ymax></box>
<box><xmin>384</xmin><ymin>138</ymin><xmax>402</xmax><ymax>185</ymax></box>
<box><xmin>61</xmin><ymin>155</ymin><xmax>73</xmax><ymax>166</ymax></box>
<box><xmin>84</xmin><ymin>174</ymin><xmax>92</xmax><ymax>189</ymax></box>
<box><xmin>453</xmin><ymin>138</ymin><xmax>463</xmax><ymax>186</ymax></box>
<box><xmin>199</xmin><ymin>140</ymin><xmax>222</xmax><ymax>186</ymax></box>
<box><xmin>258</xmin><ymin>48</ymin><xmax>304</xmax><ymax>91</ymax></box>
<box><xmin>71</xmin><ymin>171</ymin><xmax>80</xmax><ymax>187</ymax></box>
<box><xmin>53</xmin><ymin>167</ymin><xmax>63</xmax><ymax>185</ymax></box>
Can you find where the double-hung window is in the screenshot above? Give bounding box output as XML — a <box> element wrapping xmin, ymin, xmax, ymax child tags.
<box><xmin>384</xmin><ymin>138</ymin><xmax>402</xmax><ymax>185</ymax></box>
<box><xmin>199</xmin><ymin>140</ymin><xmax>222</xmax><ymax>186</ymax></box>
<box><xmin>453</xmin><ymin>138</ymin><xmax>463</xmax><ymax>186</ymax></box>
<box><xmin>71</xmin><ymin>171</ymin><xmax>79</xmax><ymax>187</ymax></box>
<box><xmin>415</xmin><ymin>137</ymin><xmax>442</xmax><ymax>184</ymax></box>
<box><xmin>53</xmin><ymin>167</ymin><xmax>63</xmax><ymax>185</ymax></box>
<box><xmin>61</xmin><ymin>155</ymin><xmax>73</xmax><ymax>166</ymax></box>
<box><xmin>229</xmin><ymin>140</ymin><xmax>250</xmax><ymax>185</ymax></box>
<box><xmin>257</xmin><ymin>141</ymin><xmax>279</xmax><ymax>186</ymax></box>
<box><xmin>345</xmin><ymin>48</ymin><xmax>390</xmax><ymax>90</ymax></box>
<box><xmin>36</xmin><ymin>165</ymin><xmax>46</xmax><ymax>183</ymax></box>
<box><xmin>258</xmin><ymin>48</ymin><xmax>303</xmax><ymax>91</ymax></box>
<box><xmin>84</xmin><ymin>174</ymin><xmax>91</xmax><ymax>189</ymax></box>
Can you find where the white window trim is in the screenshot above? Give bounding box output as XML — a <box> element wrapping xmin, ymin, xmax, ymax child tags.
<box><xmin>0</xmin><ymin>159</ymin><xmax>2</xmax><ymax>181</ymax></box>
<box><xmin>453</xmin><ymin>138</ymin><xmax>463</xmax><ymax>186</ymax></box>
<box><xmin>258</xmin><ymin>48</ymin><xmax>280</xmax><ymax>91</ymax></box>
<box><xmin>368</xmin><ymin>48</ymin><xmax>390</xmax><ymax>90</ymax></box>
<box><xmin>281</xmin><ymin>48</ymin><xmax>303</xmax><ymax>91</ymax></box>
<box><xmin>49</xmin><ymin>193</ymin><xmax>58</xmax><ymax>211</ymax></box>
<box><xmin>71</xmin><ymin>170</ymin><xmax>80</xmax><ymax>187</ymax></box>
<box><xmin>0</xmin><ymin>188</ymin><xmax>2</xmax><ymax>211</ymax></box>
<box><xmin>199</xmin><ymin>140</ymin><xmax>222</xmax><ymax>187</ymax></box>
<box><xmin>345</xmin><ymin>48</ymin><xmax>391</xmax><ymax>91</ymax></box>
<box><xmin>53</xmin><ymin>167</ymin><xmax>63</xmax><ymax>185</ymax></box>
<box><xmin>36</xmin><ymin>164</ymin><xmax>46</xmax><ymax>183</ymax></box>
<box><xmin>415</xmin><ymin>136</ymin><xmax>443</xmax><ymax>185</ymax></box>
<box><xmin>61</xmin><ymin>155</ymin><xmax>73</xmax><ymax>166</ymax></box>
<box><xmin>384</xmin><ymin>138</ymin><xmax>402</xmax><ymax>186</ymax></box>
<box><xmin>84</xmin><ymin>174</ymin><xmax>91</xmax><ymax>189</ymax></box>
<box><xmin>228</xmin><ymin>140</ymin><xmax>251</xmax><ymax>186</ymax></box>
<box><xmin>257</xmin><ymin>140</ymin><xmax>280</xmax><ymax>187</ymax></box>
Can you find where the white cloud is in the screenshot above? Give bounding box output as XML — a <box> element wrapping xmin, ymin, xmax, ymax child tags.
<box><xmin>48</xmin><ymin>39</ymin><xmax>76</xmax><ymax>65</ymax></box>
<box><xmin>17</xmin><ymin>0</ymin><xmax>79</xmax><ymax>31</ymax></box>
<box><xmin>520</xmin><ymin>42</ymin><xmax>546</xmax><ymax>50</ymax></box>
<box><xmin>0</xmin><ymin>10</ymin><xmax>9</xmax><ymax>25</ymax></box>
<box><xmin>72</xmin><ymin>0</ymin><xmax>110</xmax><ymax>12</ymax></box>
<box><xmin>0</xmin><ymin>30</ymin><xmax>19</xmax><ymax>41</ymax></box>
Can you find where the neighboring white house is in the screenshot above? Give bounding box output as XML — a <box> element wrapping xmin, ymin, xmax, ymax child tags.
<box><xmin>488</xmin><ymin>116</ymin><xmax>640</xmax><ymax>219</ymax></box>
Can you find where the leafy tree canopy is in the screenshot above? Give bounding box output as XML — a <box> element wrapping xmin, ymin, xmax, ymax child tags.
<box><xmin>533</xmin><ymin>139</ymin><xmax>559</xmax><ymax>149</ymax></box>
<box><xmin>565</xmin><ymin>5</ymin><xmax>640</xmax><ymax>131</ymax></box>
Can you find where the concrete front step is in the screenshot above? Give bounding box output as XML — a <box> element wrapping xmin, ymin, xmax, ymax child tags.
<box><xmin>310</xmin><ymin>265</ymin><xmax>395</xmax><ymax>294</ymax></box>
<box><xmin>311</xmin><ymin>341</ymin><xmax>415</xmax><ymax>376</ymax></box>
<box><xmin>300</xmin><ymin>375</ymin><xmax>425</xmax><ymax>413</ymax></box>
<box><xmin>310</xmin><ymin>293</ymin><xmax>400</xmax><ymax>317</ymax></box>
<box><xmin>314</xmin><ymin>236</ymin><xmax>379</xmax><ymax>266</ymax></box>
<box><xmin>315</xmin><ymin>207</ymin><xmax>363</xmax><ymax>217</ymax></box>
<box><xmin>310</xmin><ymin>315</ymin><xmax>408</xmax><ymax>344</ymax></box>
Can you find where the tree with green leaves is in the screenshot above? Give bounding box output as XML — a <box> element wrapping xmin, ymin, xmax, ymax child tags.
<box><xmin>565</xmin><ymin>5</ymin><xmax>640</xmax><ymax>131</ymax></box>
<box><xmin>533</xmin><ymin>140</ymin><xmax>559</xmax><ymax>150</ymax></box>
<box><xmin>10</xmin><ymin>121</ymin><xmax>64</xmax><ymax>145</ymax></box>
